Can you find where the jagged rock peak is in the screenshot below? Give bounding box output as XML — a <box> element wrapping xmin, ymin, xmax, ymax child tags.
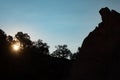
<box><xmin>81</xmin><ymin>7</ymin><xmax>120</xmax><ymax>49</ymax></box>
<box><xmin>99</xmin><ymin>7</ymin><xmax>120</xmax><ymax>22</ymax></box>
<box><xmin>70</xmin><ymin>7</ymin><xmax>120</xmax><ymax>80</ymax></box>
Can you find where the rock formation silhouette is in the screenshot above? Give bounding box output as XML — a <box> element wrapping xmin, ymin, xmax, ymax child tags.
<box><xmin>70</xmin><ymin>7</ymin><xmax>120</xmax><ymax>80</ymax></box>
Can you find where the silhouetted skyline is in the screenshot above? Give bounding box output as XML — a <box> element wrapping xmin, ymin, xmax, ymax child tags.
<box><xmin>0</xmin><ymin>0</ymin><xmax>120</xmax><ymax>52</ymax></box>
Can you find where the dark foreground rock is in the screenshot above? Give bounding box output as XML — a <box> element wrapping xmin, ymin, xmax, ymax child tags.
<box><xmin>70</xmin><ymin>7</ymin><xmax>120</xmax><ymax>80</ymax></box>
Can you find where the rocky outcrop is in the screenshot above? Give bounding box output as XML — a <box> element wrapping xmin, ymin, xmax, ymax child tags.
<box><xmin>70</xmin><ymin>7</ymin><xmax>120</xmax><ymax>80</ymax></box>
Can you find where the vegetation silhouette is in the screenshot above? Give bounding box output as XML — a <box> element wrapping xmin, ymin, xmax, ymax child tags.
<box><xmin>15</xmin><ymin>32</ymin><xmax>32</xmax><ymax>48</ymax></box>
<box><xmin>0</xmin><ymin>7</ymin><xmax>120</xmax><ymax>80</ymax></box>
<box><xmin>51</xmin><ymin>45</ymin><xmax>72</xmax><ymax>59</ymax></box>
<box><xmin>0</xmin><ymin>29</ymin><xmax>74</xmax><ymax>80</ymax></box>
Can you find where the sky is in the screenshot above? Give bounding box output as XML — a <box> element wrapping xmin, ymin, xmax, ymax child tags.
<box><xmin>0</xmin><ymin>0</ymin><xmax>120</xmax><ymax>53</ymax></box>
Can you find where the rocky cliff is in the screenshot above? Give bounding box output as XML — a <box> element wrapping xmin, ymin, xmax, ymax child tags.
<box><xmin>70</xmin><ymin>7</ymin><xmax>120</xmax><ymax>80</ymax></box>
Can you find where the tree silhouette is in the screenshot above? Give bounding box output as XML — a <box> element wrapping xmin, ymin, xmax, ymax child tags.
<box><xmin>51</xmin><ymin>45</ymin><xmax>72</xmax><ymax>59</ymax></box>
<box><xmin>71</xmin><ymin>53</ymin><xmax>78</xmax><ymax>60</ymax></box>
<box><xmin>71</xmin><ymin>47</ymin><xmax>80</xmax><ymax>60</ymax></box>
<box><xmin>7</xmin><ymin>35</ymin><xmax>13</xmax><ymax>43</ymax></box>
<box><xmin>0</xmin><ymin>29</ymin><xmax>7</xmax><ymax>43</ymax></box>
<box><xmin>15</xmin><ymin>32</ymin><xmax>32</xmax><ymax>48</ymax></box>
<box><xmin>0</xmin><ymin>29</ymin><xmax>9</xmax><ymax>62</ymax></box>
<box><xmin>32</xmin><ymin>39</ymin><xmax>49</xmax><ymax>55</ymax></box>
<box><xmin>0</xmin><ymin>29</ymin><xmax>8</xmax><ymax>49</ymax></box>
<box><xmin>0</xmin><ymin>29</ymin><xmax>72</xmax><ymax>80</ymax></box>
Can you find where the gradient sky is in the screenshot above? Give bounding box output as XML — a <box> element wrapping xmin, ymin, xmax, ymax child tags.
<box><xmin>0</xmin><ymin>0</ymin><xmax>120</xmax><ymax>53</ymax></box>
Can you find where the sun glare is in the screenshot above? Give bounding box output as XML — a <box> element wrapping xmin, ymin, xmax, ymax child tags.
<box><xmin>12</xmin><ymin>42</ymin><xmax>20</xmax><ymax>51</ymax></box>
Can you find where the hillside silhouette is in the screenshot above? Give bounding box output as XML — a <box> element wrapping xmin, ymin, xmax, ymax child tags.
<box><xmin>0</xmin><ymin>7</ymin><xmax>120</xmax><ymax>80</ymax></box>
<box><xmin>69</xmin><ymin>7</ymin><xmax>120</xmax><ymax>80</ymax></box>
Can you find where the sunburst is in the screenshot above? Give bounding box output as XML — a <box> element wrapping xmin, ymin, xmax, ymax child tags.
<box><xmin>12</xmin><ymin>42</ymin><xmax>21</xmax><ymax>51</ymax></box>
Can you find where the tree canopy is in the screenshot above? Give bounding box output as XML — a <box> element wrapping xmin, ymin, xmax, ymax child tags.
<box><xmin>0</xmin><ymin>29</ymin><xmax>78</xmax><ymax>60</ymax></box>
<box><xmin>51</xmin><ymin>45</ymin><xmax>72</xmax><ymax>59</ymax></box>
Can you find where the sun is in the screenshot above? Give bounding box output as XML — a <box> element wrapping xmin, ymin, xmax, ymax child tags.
<box><xmin>12</xmin><ymin>42</ymin><xmax>20</xmax><ymax>51</ymax></box>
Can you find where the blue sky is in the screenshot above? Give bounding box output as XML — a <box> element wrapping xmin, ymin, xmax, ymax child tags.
<box><xmin>0</xmin><ymin>0</ymin><xmax>120</xmax><ymax>53</ymax></box>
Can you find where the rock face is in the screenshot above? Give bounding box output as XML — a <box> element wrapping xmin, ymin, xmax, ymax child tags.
<box><xmin>70</xmin><ymin>7</ymin><xmax>120</xmax><ymax>80</ymax></box>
